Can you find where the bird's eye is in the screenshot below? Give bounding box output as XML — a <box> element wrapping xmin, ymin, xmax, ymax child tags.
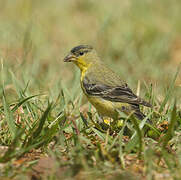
<box><xmin>79</xmin><ymin>52</ymin><xmax>84</xmax><ymax>56</ymax></box>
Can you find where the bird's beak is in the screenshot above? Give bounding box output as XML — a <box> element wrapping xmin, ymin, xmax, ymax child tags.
<box><xmin>64</xmin><ymin>53</ymin><xmax>77</xmax><ymax>62</ymax></box>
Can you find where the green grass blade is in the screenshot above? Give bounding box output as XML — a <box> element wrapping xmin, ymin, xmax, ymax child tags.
<box><xmin>162</xmin><ymin>149</ymin><xmax>177</xmax><ymax>171</ymax></box>
<box><xmin>10</xmin><ymin>70</ymin><xmax>23</xmax><ymax>98</ymax></box>
<box><xmin>91</xmin><ymin>127</ymin><xmax>106</xmax><ymax>141</ymax></box>
<box><xmin>12</xmin><ymin>94</ymin><xmax>42</xmax><ymax>113</ymax></box>
<box><xmin>159</xmin><ymin>64</ymin><xmax>180</xmax><ymax>113</ymax></box>
<box><xmin>108</xmin><ymin>121</ymin><xmax>126</xmax><ymax>151</ymax></box>
<box><xmin>161</xmin><ymin>100</ymin><xmax>177</xmax><ymax>148</ymax></box>
<box><xmin>80</xmin><ymin>112</ymin><xmax>88</xmax><ymax>127</ymax></box>
<box><xmin>125</xmin><ymin>114</ymin><xmax>147</xmax><ymax>154</ymax></box>
<box><xmin>0</xmin><ymin>129</ymin><xmax>24</xmax><ymax>162</ymax></box>
<box><xmin>23</xmin><ymin>103</ymin><xmax>52</xmax><ymax>147</ymax></box>
<box><xmin>130</xmin><ymin>115</ymin><xmax>143</xmax><ymax>156</ymax></box>
<box><xmin>2</xmin><ymin>94</ymin><xmax>17</xmax><ymax>140</ymax></box>
<box><xmin>32</xmin><ymin>103</ymin><xmax>52</xmax><ymax>139</ymax></box>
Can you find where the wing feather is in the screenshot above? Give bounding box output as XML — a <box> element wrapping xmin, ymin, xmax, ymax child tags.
<box><xmin>83</xmin><ymin>76</ymin><xmax>152</xmax><ymax>107</ymax></box>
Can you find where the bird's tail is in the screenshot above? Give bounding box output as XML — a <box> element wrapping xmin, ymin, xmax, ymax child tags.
<box><xmin>134</xmin><ymin>110</ymin><xmax>146</xmax><ymax>120</ymax></box>
<box><xmin>137</xmin><ymin>97</ymin><xmax>152</xmax><ymax>108</ymax></box>
<box><xmin>131</xmin><ymin>104</ymin><xmax>151</xmax><ymax>123</ymax></box>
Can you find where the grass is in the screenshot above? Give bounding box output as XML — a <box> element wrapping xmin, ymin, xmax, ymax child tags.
<box><xmin>0</xmin><ymin>0</ymin><xmax>181</xmax><ymax>179</ymax></box>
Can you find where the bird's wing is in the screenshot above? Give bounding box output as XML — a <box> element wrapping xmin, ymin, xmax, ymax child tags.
<box><xmin>82</xmin><ymin>75</ymin><xmax>152</xmax><ymax>107</ymax></box>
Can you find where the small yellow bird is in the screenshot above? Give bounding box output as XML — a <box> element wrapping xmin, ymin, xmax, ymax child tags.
<box><xmin>64</xmin><ymin>45</ymin><xmax>151</xmax><ymax>123</ymax></box>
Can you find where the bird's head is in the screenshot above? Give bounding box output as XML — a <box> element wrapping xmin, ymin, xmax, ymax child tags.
<box><xmin>64</xmin><ymin>45</ymin><xmax>99</xmax><ymax>71</ymax></box>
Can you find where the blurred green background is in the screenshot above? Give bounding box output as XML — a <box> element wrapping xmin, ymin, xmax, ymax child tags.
<box><xmin>0</xmin><ymin>0</ymin><xmax>180</xmax><ymax>104</ymax></box>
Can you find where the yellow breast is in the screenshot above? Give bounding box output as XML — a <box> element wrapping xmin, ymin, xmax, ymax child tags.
<box><xmin>87</xmin><ymin>96</ymin><xmax>119</xmax><ymax>119</ymax></box>
<box><xmin>80</xmin><ymin>71</ymin><xmax>130</xmax><ymax>120</ymax></box>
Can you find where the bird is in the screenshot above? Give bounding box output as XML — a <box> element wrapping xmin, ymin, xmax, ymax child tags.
<box><xmin>64</xmin><ymin>45</ymin><xmax>151</xmax><ymax>124</ymax></box>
